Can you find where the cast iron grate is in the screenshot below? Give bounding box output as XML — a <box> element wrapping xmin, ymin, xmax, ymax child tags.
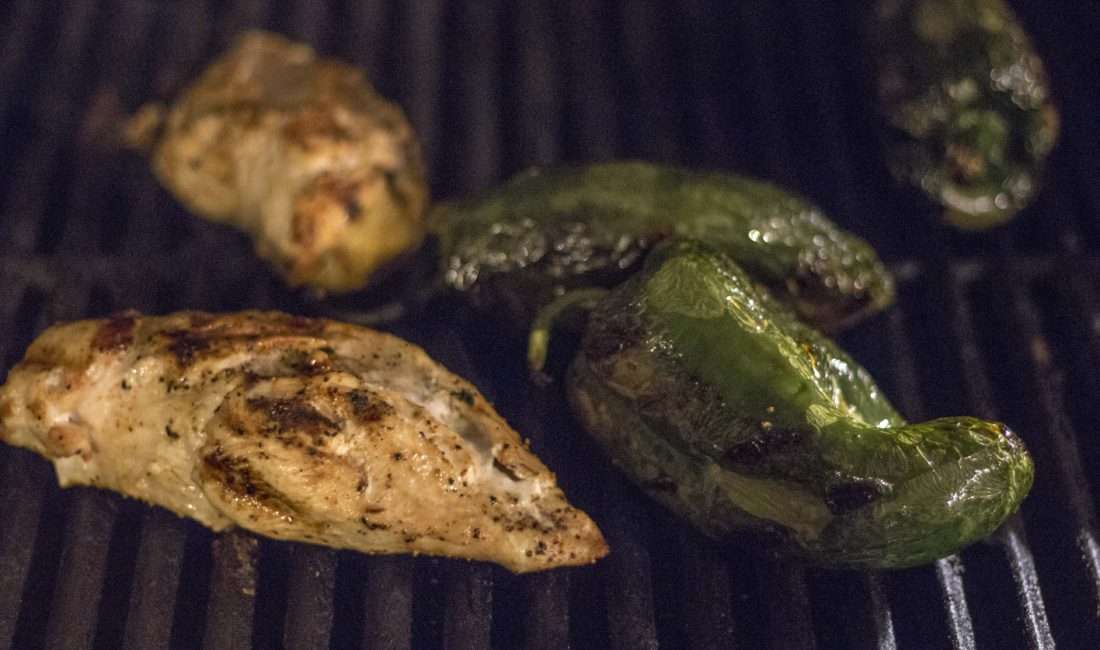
<box><xmin>1</xmin><ymin>0</ymin><xmax>1099</xmax><ymax>648</ymax></box>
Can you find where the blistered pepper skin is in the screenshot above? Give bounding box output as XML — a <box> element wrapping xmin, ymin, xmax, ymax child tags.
<box><xmin>870</xmin><ymin>0</ymin><xmax>1059</xmax><ymax>229</ymax></box>
<box><xmin>434</xmin><ymin>161</ymin><xmax>894</xmax><ymax>332</ymax></box>
<box><xmin>568</xmin><ymin>240</ymin><xmax>1033</xmax><ymax>568</ymax></box>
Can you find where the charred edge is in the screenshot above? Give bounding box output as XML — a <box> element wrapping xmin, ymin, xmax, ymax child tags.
<box><xmin>246</xmin><ymin>396</ymin><xmax>342</xmax><ymax>439</ymax></box>
<box><xmin>164</xmin><ymin>329</ymin><xmax>214</xmax><ymax>365</ymax></box>
<box><xmin>450</xmin><ymin>389</ymin><xmax>476</xmax><ymax>406</ymax></box>
<box><xmin>582</xmin><ymin>310</ymin><xmax>646</xmax><ymax>362</ymax></box>
<box><xmin>723</xmin><ymin>427</ymin><xmax>808</xmax><ymax>467</ymax></box>
<box><xmin>92</xmin><ymin>312</ymin><xmax>137</xmax><ymax>351</ymax></box>
<box><xmin>360</xmin><ymin>516</ymin><xmax>389</xmax><ymax>531</ymax></box>
<box><xmin>202</xmin><ymin>445</ymin><xmax>298</xmax><ymax>517</ymax></box>
<box><xmin>825</xmin><ymin>481</ymin><xmax>887</xmax><ymax>515</ymax></box>
<box><xmin>280</xmin><ymin>349</ymin><xmax>332</xmax><ymax>375</ymax></box>
<box><xmin>492</xmin><ymin>458</ymin><xmax>523</xmax><ymax>482</ymax></box>
<box><xmin>641</xmin><ymin>474</ymin><xmax>678</xmax><ymax>493</ymax></box>
<box><xmin>187</xmin><ymin>312</ymin><xmax>216</xmax><ymax>328</ymax></box>
<box><xmin>347</xmin><ymin>389</ymin><xmax>395</xmax><ymax>423</ymax></box>
<box><xmin>377</xmin><ymin>165</ymin><xmax>406</xmax><ymax>209</ymax></box>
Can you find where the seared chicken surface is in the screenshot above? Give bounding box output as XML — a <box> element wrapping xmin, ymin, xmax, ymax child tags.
<box><xmin>133</xmin><ymin>31</ymin><xmax>428</xmax><ymax>293</ymax></box>
<box><xmin>0</xmin><ymin>311</ymin><xmax>607</xmax><ymax>572</ymax></box>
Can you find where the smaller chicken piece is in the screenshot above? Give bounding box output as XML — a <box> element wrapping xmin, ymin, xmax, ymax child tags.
<box><xmin>0</xmin><ymin>311</ymin><xmax>607</xmax><ymax>573</ymax></box>
<box><xmin>131</xmin><ymin>31</ymin><xmax>428</xmax><ymax>293</ymax></box>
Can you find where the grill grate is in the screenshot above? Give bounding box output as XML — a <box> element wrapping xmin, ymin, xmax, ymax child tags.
<box><xmin>2</xmin><ymin>0</ymin><xmax>1100</xmax><ymax>648</ymax></box>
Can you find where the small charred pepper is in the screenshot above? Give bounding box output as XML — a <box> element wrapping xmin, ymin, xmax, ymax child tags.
<box><xmin>567</xmin><ymin>240</ymin><xmax>1032</xmax><ymax>568</ymax></box>
<box><xmin>870</xmin><ymin>0</ymin><xmax>1059</xmax><ymax>229</ymax></box>
<box><xmin>434</xmin><ymin>161</ymin><xmax>894</xmax><ymax>333</ymax></box>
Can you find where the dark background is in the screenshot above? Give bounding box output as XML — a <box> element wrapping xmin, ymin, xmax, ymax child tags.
<box><xmin>1</xmin><ymin>1</ymin><xmax>1100</xmax><ymax>648</ymax></box>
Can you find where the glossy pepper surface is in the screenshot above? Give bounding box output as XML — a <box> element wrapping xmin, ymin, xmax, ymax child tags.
<box><xmin>567</xmin><ymin>240</ymin><xmax>1033</xmax><ymax>568</ymax></box>
<box><xmin>434</xmin><ymin>161</ymin><xmax>894</xmax><ymax>332</ymax></box>
<box><xmin>870</xmin><ymin>0</ymin><xmax>1059</xmax><ymax>229</ymax></box>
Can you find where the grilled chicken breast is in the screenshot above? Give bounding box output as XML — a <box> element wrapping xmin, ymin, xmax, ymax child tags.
<box><xmin>130</xmin><ymin>31</ymin><xmax>428</xmax><ymax>293</ymax></box>
<box><xmin>0</xmin><ymin>311</ymin><xmax>607</xmax><ymax>572</ymax></box>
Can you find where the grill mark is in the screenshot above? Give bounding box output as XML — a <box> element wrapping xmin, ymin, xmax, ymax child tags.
<box><xmin>161</xmin><ymin>314</ymin><xmax>326</xmax><ymax>366</ymax></box>
<box><xmin>722</xmin><ymin>427</ymin><xmax>808</xmax><ymax>466</ymax></box>
<box><xmin>825</xmin><ymin>480</ymin><xmax>889</xmax><ymax>515</ymax></box>
<box><xmin>346</xmin><ymin>389</ymin><xmax>395</xmax><ymax>423</ymax></box>
<box><xmin>164</xmin><ymin>329</ymin><xmax>214</xmax><ymax>365</ymax></box>
<box><xmin>246</xmin><ymin>395</ymin><xmax>342</xmax><ymax>440</ymax></box>
<box><xmin>202</xmin><ymin>445</ymin><xmax>298</xmax><ymax>520</ymax></box>
<box><xmin>92</xmin><ymin>311</ymin><xmax>137</xmax><ymax>351</ymax></box>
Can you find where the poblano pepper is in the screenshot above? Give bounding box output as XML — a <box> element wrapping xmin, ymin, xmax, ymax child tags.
<box><xmin>433</xmin><ymin>161</ymin><xmax>894</xmax><ymax>332</ymax></box>
<box><xmin>870</xmin><ymin>0</ymin><xmax>1059</xmax><ymax>230</ymax></box>
<box><xmin>566</xmin><ymin>239</ymin><xmax>1033</xmax><ymax>568</ymax></box>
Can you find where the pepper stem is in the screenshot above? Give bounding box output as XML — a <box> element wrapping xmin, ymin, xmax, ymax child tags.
<box><xmin>527</xmin><ymin>288</ymin><xmax>610</xmax><ymax>380</ymax></box>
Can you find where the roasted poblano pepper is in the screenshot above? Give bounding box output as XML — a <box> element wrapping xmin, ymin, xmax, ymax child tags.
<box><xmin>870</xmin><ymin>0</ymin><xmax>1059</xmax><ymax>230</ymax></box>
<box><xmin>434</xmin><ymin>161</ymin><xmax>894</xmax><ymax>332</ymax></box>
<box><xmin>567</xmin><ymin>240</ymin><xmax>1033</xmax><ymax>568</ymax></box>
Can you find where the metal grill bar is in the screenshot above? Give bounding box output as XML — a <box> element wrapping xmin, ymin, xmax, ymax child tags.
<box><xmin>341</xmin><ymin>0</ymin><xmax>387</xmax><ymax>76</ymax></box>
<box><xmin>673</xmin><ymin>0</ymin><xmax>737</xmax><ymax>167</ymax></box>
<box><xmin>121</xmin><ymin>510</ymin><xmax>189</xmax><ymax>650</ymax></box>
<box><xmin>42</xmin><ymin>492</ymin><xmax>118</xmax><ymax>650</ymax></box>
<box><xmin>674</xmin><ymin>534</ymin><xmax>737</xmax><ymax>649</ymax></box>
<box><xmin>885</xmin><ymin>307</ymin><xmax>977</xmax><ymax>650</ymax></box>
<box><xmin>728</xmin><ymin>3</ymin><xmax>797</xmax><ymax>185</ymax></box>
<box><xmin>0</xmin><ymin>282</ymin><xmax>46</xmax><ymax>649</ymax></box>
<box><xmin>392</xmin><ymin>0</ymin><xmax>445</xmax><ymax>180</ymax></box>
<box><xmin>615</xmin><ymin>1</ymin><xmax>681</xmax><ymax>160</ymax></box>
<box><xmin>54</xmin><ymin>0</ymin><xmax>156</xmax><ymax>255</ymax></box>
<box><xmin>360</xmin><ymin>556</ymin><xmax>415</xmax><ymax>649</ymax></box>
<box><xmin>601</xmin><ymin>479</ymin><xmax>659</xmax><ymax>650</ymax></box>
<box><xmin>787</xmin><ymin>0</ymin><xmax>864</xmax><ymax>219</ymax></box>
<box><xmin>282</xmin><ymin>546</ymin><xmax>338</xmax><ymax>649</ymax></box>
<box><xmin>764</xmin><ymin>562</ymin><xmax>816</xmax><ymax>650</ymax></box>
<box><xmin>0</xmin><ymin>0</ymin><xmax>45</xmax><ymax>131</ymax></box>
<box><xmin>557</xmin><ymin>0</ymin><xmax>619</xmax><ymax>161</ymax></box>
<box><xmin>999</xmin><ymin>237</ymin><xmax>1100</xmax><ymax>642</ymax></box>
<box><xmin>863</xmin><ymin>575</ymin><xmax>898</xmax><ymax>650</ymax></box>
<box><xmin>284</xmin><ymin>0</ymin><xmax>329</xmax><ymax>48</ymax></box>
<box><xmin>0</xmin><ymin>0</ymin><xmax>100</xmax><ymax>253</ymax></box>
<box><xmin>505</xmin><ymin>0</ymin><xmax>561</xmax><ymax>170</ymax></box>
<box><xmin>212</xmin><ymin>0</ymin><xmax>272</xmax><ymax>50</ymax></box>
<box><xmin>499</xmin><ymin>389</ymin><xmax>573</xmax><ymax>650</ymax></box>
<box><xmin>117</xmin><ymin>1</ymin><xmax>214</xmax><ymax>256</ymax></box>
<box><xmin>943</xmin><ymin>253</ymin><xmax>1053</xmax><ymax>648</ymax></box>
<box><xmin>441</xmin><ymin>0</ymin><xmax>501</xmax><ymax>195</ymax></box>
<box><xmin>202</xmin><ymin>531</ymin><xmax>259</xmax><ymax>650</ymax></box>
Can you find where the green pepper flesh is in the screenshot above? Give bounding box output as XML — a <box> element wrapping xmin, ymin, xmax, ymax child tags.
<box><xmin>871</xmin><ymin>0</ymin><xmax>1059</xmax><ymax>229</ymax></box>
<box><xmin>435</xmin><ymin>161</ymin><xmax>895</xmax><ymax>332</ymax></box>
<box><xmin>568</xmin><ymin>240</ymin><xmax>1033</xmax><ymax>568</ymax></box>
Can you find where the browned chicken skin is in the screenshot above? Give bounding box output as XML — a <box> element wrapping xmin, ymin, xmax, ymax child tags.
<box><xmin>0</xmin><ymin>311</ymin><xmax>607</xmax><ymax>573</ymax></box>
<box><xmin>131</xmin><ymin>31</ymin><xmax>428</xmax><ymax>293</ymax></box>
